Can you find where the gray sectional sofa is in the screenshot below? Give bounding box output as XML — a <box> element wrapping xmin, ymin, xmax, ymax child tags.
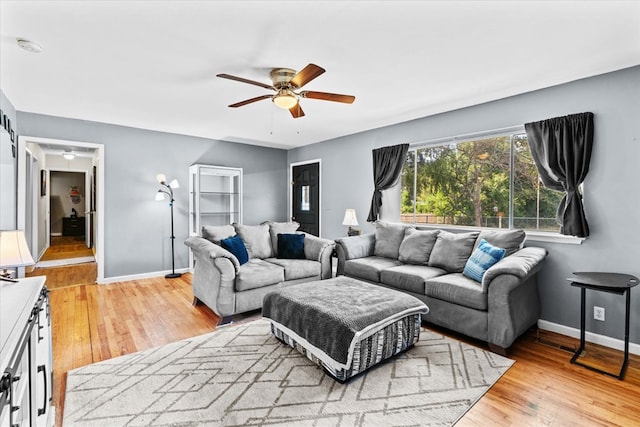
<box><xmin>335</xmin><ymin>221</ymin><xmax>547</xmax><ymax>354</ymax></box>
<box><xmin>185</xmin><ymin>221</ymin><xmax>335</xmax><ymax>321</ymax></box>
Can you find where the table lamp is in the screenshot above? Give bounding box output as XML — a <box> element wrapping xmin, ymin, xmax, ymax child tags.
<box><xmin>0</xmin><ymin>230</ymin><xmax>35</xmax><ymax>282</ymax></box>
<box><xmin>342</xmin><ymin>209</ymin><xmax>360</xmax><ymax>236</ymax></box>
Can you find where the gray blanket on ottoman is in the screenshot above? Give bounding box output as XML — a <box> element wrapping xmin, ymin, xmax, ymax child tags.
<box><xmin>262</xmin><ymin>276</ymin><xmax>428</xmax><ymax>370</ymax></box>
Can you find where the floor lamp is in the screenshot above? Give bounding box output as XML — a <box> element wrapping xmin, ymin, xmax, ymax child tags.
<box><xmin>156</xmin><ymin>174</ymin><xmax>182</xmax><ymax>278</ymax></box>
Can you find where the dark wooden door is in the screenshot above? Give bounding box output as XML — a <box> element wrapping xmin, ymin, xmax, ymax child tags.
<box><xmin>292</xmin><ymin>162</ymin><xmax>320</xmax><ymax>236</ymax></box>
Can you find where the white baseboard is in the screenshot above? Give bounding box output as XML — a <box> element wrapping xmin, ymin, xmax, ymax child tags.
<box><xmin>97</xmin><ymin>268</ymin><xmax>191</xmax><ymax>284</ymax></box>
<box><xmin>538</xmin><ymin>319</ymin><xmax>640</xmax><ymax>356</ymax></box>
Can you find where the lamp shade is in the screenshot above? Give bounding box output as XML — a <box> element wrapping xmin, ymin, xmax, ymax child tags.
<box><xmin>156</xmin><ymin>173</ymin><xmax>166</xmax><ymax>184</ymax></box>
<box><xmin>168</xmin><ymin>179</ymin><xmax>179</xmax><ymax>189</ymax></box>
<box><xmin>273</xmin><ymin>90</ymin><xmax>298</xmax><ymax>109</ymax></box>
<box><xmin>0</xmin><ymin>230</ymin><xmax>35</xmax><ymax>268</ymax></box>
<box><xmin>342</xmin><ymin>209</ymin><xmax>359</xmax><ymax>226</ymax></box>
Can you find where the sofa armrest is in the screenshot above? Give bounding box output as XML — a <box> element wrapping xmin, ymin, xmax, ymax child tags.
<box><xmin>485</xmin><ymin>246</ymin><xmax>547</xmax><ymax>350</ymax></box>
<box><xmin>335</xmin><ymin>233</ymin><xmax>375</xmax><ymax>260</ymax></box>
<box><xmin>302</xmin><ymin>233</ymin><xmax>336</xmax><ymax>279</ymax></box>
<box><xmin>482</xmin><ymin>246</ymin><xmax>547</xmax><ymax>292</ymax></box>
<box><xmin>185</xmin><ymin>236</ymin><xmax>240</xmax><ymax>272</ymax></box>
<box><xmin>335</xmin><ymin>233</ymin><xmax>375</xmax><ymax>276</ymax></box>
<box><xmin>184</xmin><ymin>236</ymin><xmax>238</xmax><ymax>317</ymax></box>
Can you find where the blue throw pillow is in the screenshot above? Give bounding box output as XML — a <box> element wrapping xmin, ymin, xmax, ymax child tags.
<box><xmin>277</xmin><ymin>233</ymin><xmax>305</xmax><ymax>259</ymax></box>
<box><xmin>221</xmin><ymin>234</ymin><xmax>249</xmax><ymax>265</ymax></box>
<box><xmin>463</xmin><ymin>239</ymin><xmax>506</xmax><ymax>283</ymax></box>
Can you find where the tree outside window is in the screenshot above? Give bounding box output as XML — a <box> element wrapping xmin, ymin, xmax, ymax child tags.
<box><xmin>401</xmin><ymin>133</ymin><xmax>563</xmax><ymax>232</ymax></box>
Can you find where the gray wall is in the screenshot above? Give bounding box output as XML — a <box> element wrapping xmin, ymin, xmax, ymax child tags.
<box><xmin>0</xmin><ymin>89</ymin><xmax>18</xmax><ymax>230</ymax></box>
<box><xmin>288</xmin><ymin>65</ymin><xmax>640</xmax><ymax>345</ymax></box>
<box><xmin>17</xmin><ymin>113</ymin><xmax>289</xmax><ymax>278</ymax></box>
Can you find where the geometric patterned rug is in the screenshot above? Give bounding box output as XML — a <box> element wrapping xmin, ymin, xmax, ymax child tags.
<box><xmin>63</xmin><ymin>319</ymin><xmax>513</xmax><ymax>426</ymax></box>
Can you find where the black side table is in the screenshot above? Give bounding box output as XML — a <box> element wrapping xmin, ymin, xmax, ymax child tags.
<box><xmin>567</xmin><ymin>272</ymin><xmax>639</xmax><ymax>380</ymax></box>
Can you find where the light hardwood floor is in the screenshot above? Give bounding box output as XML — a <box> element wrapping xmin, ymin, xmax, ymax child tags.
<box><xmin>27</xmin><ymin>236</ymin><xmax>97</xmax><ymax>290</ymax></box>
<box><xmin>50</xmin><ymin>274</ymin><xmax>640</xmax><ymax>427</ymax></box>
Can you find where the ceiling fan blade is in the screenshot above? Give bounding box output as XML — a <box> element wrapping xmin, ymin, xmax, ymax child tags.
<box><xmin>289</xmin><ymin>64</ymin><xmax>325</xmax><ymax>88</ymax></box>
<box><xmin>301</xmin><ymin>91</ymin><xmax>356</xmax><ymax>104</ymax></box>
<box><xmin>289</xmin><ymin>104</ymin><xmax>305</xmax><ymax>118</ymax></box>
<box><xmin>228</xmin><ymin>94</ymin><xmax>273</xmax><ymax>108</ymax></box>
<box><xmin>217</xmin><ymin>73</ymin><xmax>275</xmax><ymax>90</ymax></box>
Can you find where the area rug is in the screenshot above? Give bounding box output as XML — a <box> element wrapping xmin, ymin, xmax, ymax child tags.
<box><xmin>63</xmin><ymin>319</ymin><xmax>513</xmax><ymax>426</ymax></box>
<box><xmin>36</xmin><ymin>256</ymin><xmax>95</xmax><ymax>268</ymax></box>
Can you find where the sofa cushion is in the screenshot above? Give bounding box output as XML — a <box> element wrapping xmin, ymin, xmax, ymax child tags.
<box><xmin>220</xmin><ymin>235</ymin><xmax>249</xmax><ymax>265</ymax></box>
<box><xmin>202</xmin><ymin>224</ymin><xmax>235</xmax><ymax>244</ymax></box>
<box><xmin>344</xmin><ymin>256</ymin><xmax>402</xmax><ymax>283</ymax></box>
<box><xmin>428</xmin><ymin>231</ymin><xmax>479</xmax><ymax>273</ymax></box>
<box><xmin>463</xmin><ymin>239</ymin><xmax>506</xmax><ymax>282</ymax></box>
<box><xmin>264</xmin><ymin>221</ymin><xmax>300</xmax><ymax>256</ymax></box>
<box><xmin>380</xmin><ymin>264</ymin><xmax>447</xmax><ymax>294</ymax></box>
<box><xmin>374</xmin><ymin>221</ymin><xmax>410</xmax><ymax>259</ymax></box>
<box><xmin>235</xmin><ymin>259</ymin><xmax>285</xmax><ymax>291</ymax></box>
<box><xmin>398</xmin><ymin>228</ymin><xmax>440</xmax><ymax>265</ymax></box>
<box><xmin>277</xmin><ymin>233</ymin><xmax>305</xmax><ymax>259</ymax></box>
<box><xmin>235</xmin><ymin>223</ymin><xmax>273</xmax><ymax>259</ymax></box>
<box><xmin>265</xmin><ymin>258</ymin><xmax>321</xmax><ymax>281</ymax></box>
<box><xmin>424</xmin><ymin>273</ymin><xmax>488</xmax><ymax>311</ymax></box>
<box><xmin>475</xmin><ymin>229</ymin><xmax>525</xmax><ymax>257</ymax></box>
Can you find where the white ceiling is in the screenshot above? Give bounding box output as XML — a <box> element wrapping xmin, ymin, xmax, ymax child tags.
<box><xmin>1</xmin><ymin>1</ymin><xmax>639</xmax><ymax>150</ymax></box>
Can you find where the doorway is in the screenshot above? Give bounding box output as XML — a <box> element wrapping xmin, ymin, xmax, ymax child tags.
<box><xmin>290</xmin><ymin>160</ymin><xmax>321</xmax><ymax>236</ymax></box>
<box><xmin>17</xmin><ymin>136</ymin><xmax>105</xmax><ymax>283</ymax></box>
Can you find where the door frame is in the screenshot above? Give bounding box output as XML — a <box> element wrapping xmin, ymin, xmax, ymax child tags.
<box><xmin>289</xmin><ymin>159</ymin><xmax>321</xmax><ymax>236</ymax></box>
<box><xmin>17</xmin><ymin>136</ymin><xmax>105</xmax><ymax>282</ymax></box>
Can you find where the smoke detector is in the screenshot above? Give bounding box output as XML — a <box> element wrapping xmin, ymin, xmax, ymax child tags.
<box><xmin>16</xmin><ymin>38</ymin><xmax>43</xmax><ymax>53</ymax></box>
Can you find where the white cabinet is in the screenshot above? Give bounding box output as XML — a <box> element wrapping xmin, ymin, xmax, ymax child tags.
<box><xmin>188</xmin><ymin>164</ymin><xmax>243</xmax><ymax>237</ymax></box>
<box><xmin>0</xmin><ymin>277</ymin><xmax>54</xmax><ymax>427</ymax></box>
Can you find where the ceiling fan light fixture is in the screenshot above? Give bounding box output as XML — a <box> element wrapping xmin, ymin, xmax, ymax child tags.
<box><xmin>273</xmin><ymin>89</ymin><xmax>298</xmax><ymax>110</ymax></box>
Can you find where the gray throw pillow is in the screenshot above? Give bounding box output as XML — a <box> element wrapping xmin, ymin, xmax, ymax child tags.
<box><xmin>234</xmin><ymin>223</ymin><xmax>272</xmax><ymax>259</ymax></box>
<box><xmin>474</xmin><ymin>229</ymin><xmax>526</xmax><ymax>257</ymax></box>
<box><xmin>428</xmin><ymin>231</ymin><xmax>480</xmax><ymax>273</ymax></box>
<box><xmin>398</xmin><ymin>228</ymin><xmax>440</xmax><ymax>265</ymax></box>
<box><xmin>264</xmin><ymin>221</ymin><xmax>300</xmax><ymax>256</ymax></box>
<box><xmin>373</xmin><ymin>221</ymin><xmax>410</xmax><ymax>259</ymax></box>
<box><xmin>201</xmin><ymin>224</ymin><xmax>235</xmax><ymax>244</ymax></box>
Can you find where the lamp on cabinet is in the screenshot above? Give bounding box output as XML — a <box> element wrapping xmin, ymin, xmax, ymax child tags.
<box><xmin>0</xmin><ymin>230</ymin><xmax>35</xmax><ymax>282</ymax></box>
<box><xmin>156</xmin><ymin>174</ymin><xmax>182</xmax><ymax>279</ymax></box>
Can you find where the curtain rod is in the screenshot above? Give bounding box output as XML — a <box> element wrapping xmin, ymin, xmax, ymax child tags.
<box><xmin>409</xmin><ymin>124</ymin><xmax>525</xmax><ymax>149</ymax></box>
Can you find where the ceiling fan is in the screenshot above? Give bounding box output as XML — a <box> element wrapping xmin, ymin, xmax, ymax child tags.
<box><xmin>217</xmin><ymin>64</ymin><xmax>355</xmax><ymax>118</ymax></box>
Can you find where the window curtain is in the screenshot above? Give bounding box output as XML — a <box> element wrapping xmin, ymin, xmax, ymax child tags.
<box><xmin>524</xmin><ymin>112</ymin><xmax>594</xmax><ymax>237</ymax></box>
<box><xmin>367</xmin><ymin>143</ymin><xmax>409</xmax><ymax>222</ymax></box>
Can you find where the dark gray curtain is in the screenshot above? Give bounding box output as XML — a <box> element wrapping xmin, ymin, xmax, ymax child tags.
<box><xmin>524</xmin><ymin>112</ymin><xmax>594</xmax><ymax>237</ymax></box>
<box><xmin>367</xmin><ymin>143</ymin><xmax>409</xmax><ymax>222</ymax></box>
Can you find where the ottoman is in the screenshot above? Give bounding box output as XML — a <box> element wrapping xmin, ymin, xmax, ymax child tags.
<box><xmin>262</xmin><ymin>276</ymin><xmax>429</xmax><ymax>382</ymax></box>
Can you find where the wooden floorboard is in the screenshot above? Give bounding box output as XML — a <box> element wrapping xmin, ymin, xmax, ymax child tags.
<box><xmin>27</xmin><ymin>237</ymin><xmax>97</xmax><ymax>289</ymax></box>
<box><xmin>49</xmin><ymin>274</ymin><xmax>640</xmax><ymax>427</ymax></box>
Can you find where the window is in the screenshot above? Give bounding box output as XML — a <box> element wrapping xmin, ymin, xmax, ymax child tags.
<box><xmin>401</xmin><ymin>131</ymin><xmax>563</xmax><ymax>233</ymax></box>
